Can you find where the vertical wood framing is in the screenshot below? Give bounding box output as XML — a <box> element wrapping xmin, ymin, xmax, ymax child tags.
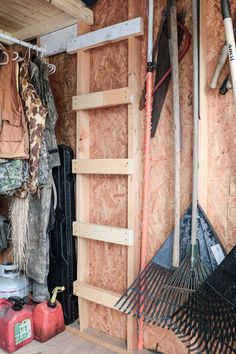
<box><xmin>76</xmin><ymin>22</ymin><xmax>91</xmax><ymax>331</ymax></box>
<box><xmin>127</xmin><ymin>0</ymin><xmax>142</xmax><ymax>351</ymax></box>
<box><xmin>199</xmin><ymin>0</ymin><xmax>208</xmax><ymax>211</ymax></box>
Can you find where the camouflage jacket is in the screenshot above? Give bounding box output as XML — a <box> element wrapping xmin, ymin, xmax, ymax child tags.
<box><xmin>32</xmin><ymin>57</ymin><xmax>60</xmax><ymax>168</ymax></box>
<box><xmin>16</xmin><ymin>61</ymin><xmax>47</xmax><ymax>197</ymax></box>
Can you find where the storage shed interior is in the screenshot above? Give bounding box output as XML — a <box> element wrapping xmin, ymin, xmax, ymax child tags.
<box><xmin>0</xmin><ymin>0</ymin><xmax>236</xmax><ymax>353</ymax></box>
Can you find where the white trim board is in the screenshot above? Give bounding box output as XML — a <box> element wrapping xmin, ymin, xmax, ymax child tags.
<box><xmin>40</xmin><ymin>24</ymin><xmax>77</xmax><ymax>57</ymax></box>
<box><xmin>67</xmin><ymin>17</ymin><xmax>143</xmax><ymax>53</ymax></box>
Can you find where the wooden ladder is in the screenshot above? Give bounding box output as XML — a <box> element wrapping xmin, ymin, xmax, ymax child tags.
<box><xmin>68</xmin><ymin>1</ymin><xmax>143</xmax><ymax>352</ymax></box>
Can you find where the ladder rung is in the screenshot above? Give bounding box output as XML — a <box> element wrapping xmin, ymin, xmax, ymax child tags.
<box><xmin>67</xmin><ymin>17</ymin><xmax>144</xmax><ymax>53</ymax></box>
<box><xmin>72</xmin><ymin>159</ymin><xmax>133</xmax><ymax>175</ymax></box>
<box><xmin>73</xmin><ymin>222</ymin><xmax>133</xmax><ymax>246</ymax></box>
<box><xmin>73</xmin><ymin>87</ymin><xmax>133</xmax><ymax>110</ymax></box>
<box><xmin>73</xmin><ymin>281</ymin><xmax>121</xmax><ymax>310</ymax></box>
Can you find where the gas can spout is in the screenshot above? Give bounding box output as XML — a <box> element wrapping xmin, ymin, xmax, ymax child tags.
<box><xmin>48</xmin><ymin>286</ymin><xmax>65</xmax><ymax>308</ymax></box>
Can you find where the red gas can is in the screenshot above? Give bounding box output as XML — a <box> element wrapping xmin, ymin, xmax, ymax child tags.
<box><xmin>0</xmin><ymin>297</ymin><xmax>34</xmax><ymax>353</ymax></box>
<box><xmin>33</xmin><ymin>287</ymin><xmax>65</xmax><ymax>343</ymax></box>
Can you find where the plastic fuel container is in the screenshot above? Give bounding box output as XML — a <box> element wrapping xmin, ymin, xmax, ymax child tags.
<box><xmin>0</xmin><ymin>297</ymin><xmax>34</xmax><ymax>353</ymax></box>
<box><xmin>33</xmin><ymin>286</ymin><xmax>65</xmax><ymax>342</ymax></box>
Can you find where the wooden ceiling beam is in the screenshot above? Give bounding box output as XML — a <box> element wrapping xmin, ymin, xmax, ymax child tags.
<box><xmin>13</xmin><ymin>12</ymin><xmax>78</xmax><ymax>40</ymax></box>
<box><xmin>44</xmin><ymin>0</ymin><xmax>94</xmax><ymax>25</ymax></box>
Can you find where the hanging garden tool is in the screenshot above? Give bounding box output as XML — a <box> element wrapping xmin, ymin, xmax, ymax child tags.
<box><xmin>151</xmin><ymin>8</ymin><xmax>185</xmax><ymax>137</ymax></box>
<box><xmin>137</xmin><ymin>0</ymin><xmax>154</xmax><ymax>350</ymax></box>
<box><xmin>145</xmin><ymin>0</ymin><xmax>211</xmax><ymax>327</ymax></box>
<box><xmin>170</xmin><ymin>246</ymin><xmax>236</xmax><ymax>353</ymax></box>
<box><xmin>115</xmin><ymin>0</ymin><xmax>225</xmax><ymax>327</ymax></box>
<box><xmin>221</xmin><ymin>0</ymin><xmax>236</xmax><ymax>103</ymax></box>
<box><xmin>139</xmin><ymin>9</ymin><xmax>190</xmax><ymax>138</ymax></box>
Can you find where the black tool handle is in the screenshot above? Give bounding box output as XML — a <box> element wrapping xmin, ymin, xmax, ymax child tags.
<box><xmin>221</xmin><ymin>0</ymin><xmax>231</xmax><ymax>19</ymax></box>
<box><xmin>219</xmin><ymin>74</ymin><xmax>229</xmax><ymax>95</ymax></box>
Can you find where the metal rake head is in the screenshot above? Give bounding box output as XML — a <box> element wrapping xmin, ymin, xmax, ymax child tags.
<box><xmin>144</xmin><ymin>252</ymin><xmax>209</xmax><ymax>327</ymax></box>
<box><xmin>169</xmin><ymin>245</ymin><xmax>236</xmax><ymax>353</ymax></box>
<box><xmin>114</xmin><ymin>261</ymin><xmax>173</xmax><ymax>317</ymax></box>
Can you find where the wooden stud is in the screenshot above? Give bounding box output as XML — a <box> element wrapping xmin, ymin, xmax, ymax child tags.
<box><xmin>73</xmin><ymin>282</ymin><xmax>121</xmax><ymax>310</ymax></box>
<box><xmin>14</xmin><ymin>13</ymin><xmax>78</xmax><ymax>40</ymax></box>
<box><xmin>72</xmin><ymin>88</ymin><xmax>133</xmax><ymax>110</ymax></box>
<box><xmin>67</xmin><ymin>17</ymin><xmax>144</xmax><ymax>53</ymax></box>
<box><xmin>75</xmin><ymin>22</ymin><xmax>91</xmax><ymax>332</ymax></box>
<box><xmin>44</xmin><ymin>0</ymin><xmax>94</xmax><ymax>25</ymax></box>
<box><xmin>72</xmin><ymin>159</ymin><xmax>134</xmax><ymax>175</ymax></box>
<box><xmin>73</xmin><ymin>222</ymin><xmax>134</xmax><ymax>246</ymax></box>
<box><xmin>127</xmin><ymin>1</ymin><xmax>142</xmax><ymax>351</ymax></box>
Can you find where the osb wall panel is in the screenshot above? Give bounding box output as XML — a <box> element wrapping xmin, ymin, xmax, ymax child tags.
<box><xmin>206</xmin><ymin>0</ymin><xmax>236</xmax><ymax>253</ymax></box>
<box><xmin>85</xmin><ymin>0</ymin><xmax>193</xmax><ymax>350</ymax></box>
<box><xmin>50</xmin><ymin>52</ymin><xmax>77</xmax><ymax>153</ymax></box>
<box><xmin>88</xmin><ymin>0</ymin><xmax>128</xmax><ymax>340</ymax></box>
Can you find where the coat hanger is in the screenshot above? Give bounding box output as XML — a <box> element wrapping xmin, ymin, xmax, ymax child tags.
<box><xmin>47</xmin><ymin>63</ymin><xmax>56</xmax><ymax>75</ymax></box>
<box><xmin>0</xmin><ymin>42</ymin><xmax>9</xmax><ymax>66</ymax></box>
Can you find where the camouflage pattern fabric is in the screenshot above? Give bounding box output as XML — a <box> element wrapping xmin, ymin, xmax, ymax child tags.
<box><xmin>16</xmin><ymin>61</ymin><xmax>47</xmax><ymax>197</ymax></box>
<box><xmin>32</xmin><ymin>57</ymin><xmax>60</xmax><ymax>168</ymax></box>
<box><xmin>30</xmin><ymin>62</ymin><xmax>49</xmax><ymax>186</ymax></box>
<box><xmin>0</xmin><ymin>159</ymin><xmax>29</xmax><ymax>195</ymax></box>
<box><xmin>26</xmin><ymin>170</ymin><xmax>52</xmax><ymax>288</ymax></box>
<box><xmin>38</xmin><ymin>135</ymin><xmax>49</xmax><ymax>186</ymax></box>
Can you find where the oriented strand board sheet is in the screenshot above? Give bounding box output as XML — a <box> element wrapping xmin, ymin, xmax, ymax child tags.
<box><xmin>206</xmin><ymin>0</ymin><xmax>236</xmax><ymax>252</ymax></box>
<box><xmin>51</xmin><ymin>0</ymin><xmax>236</xmax><ymax>352</ymax></box>
<box><xmin>50</xmin><ymin>52</ymin><xmax>77</xmax><ymax>153</ymax></box>
<box><xmin>88</xmin><ymin>0</ymin><xmax>129</xmax><ymax>341</ymax></box>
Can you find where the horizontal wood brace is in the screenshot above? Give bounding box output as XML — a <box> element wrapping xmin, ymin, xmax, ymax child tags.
<box><xmin>72</xmin><ymin>87</ymin><xmax>133</xmax><ymax>110</ymax></box>
<box><xmin>67</xmin><ymin>17</ymin><xmax>143</xmax><ymax>53</ymax></box>
<box><xmin>72</xmin><ymin>159</ymin><xmax>134</xmax><ymax>175</ymax></box>
<box><xmin>73</xmin><ymin>222</ymin><xmax>134</xmax><ymax>246</ymax></box>
<box><xmin>73</xmin><ymin>282</ymin><xmax>121</xmax><ymax>310</ymax></box>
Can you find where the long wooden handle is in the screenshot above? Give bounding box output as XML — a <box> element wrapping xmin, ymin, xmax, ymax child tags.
<box><xmin>169</xmin><ymin>0</ymin><xmax>180</xmax><ymax>268</ymax></box>
<box><xmin>191</xmin><ymin>0</ymin><xmax>199</xmax><ymax>266</ymax></box>
<box><xmin>210</xmin><ymin>43</ymin><xmax>228</xmax><ymax>89</ymax></box>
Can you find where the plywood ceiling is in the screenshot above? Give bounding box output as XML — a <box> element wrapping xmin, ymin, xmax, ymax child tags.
<box><xmin>0</xmin><ymin>0</ymin><xmax>94</xmax><ymax>40</ymax></box>
<box><xmin>0</xmin><ymin>0</ymin><xmax>62</xmax><ymax>33</ymax></box>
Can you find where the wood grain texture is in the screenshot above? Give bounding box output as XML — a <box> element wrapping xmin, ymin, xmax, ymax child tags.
<box><xmin>206</xmin><ymin>0</ymin><xmax>236</xmax><ymax>253</ymax></box>
<box><xmin>5</xmin><ymin>0</ymin><xmax>232</xmax><ymax>351</ymax></box>
<box><xmin>87</xmin><ymin>0</ymin><xmax>129</xmax><ymax>341</ymax></box>
<box><xmin>50</xmin><ymin>52</ymin><xmax>77</xmax><ymax>153</ymax></box>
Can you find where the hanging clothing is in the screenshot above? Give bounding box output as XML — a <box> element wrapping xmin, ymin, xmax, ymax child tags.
<box><xmin>33</xmin><ymin>57</ymin><xmax>60</xmax><ymax>168</ymax></box>
<box><xmin>0</xmin><ymin>49</ymin><xmax>29</xmax><ymax>159</ymax></box>
<box><xmin>16</xmin><ymin>61</ymin><xmax>47</xmax><ymax>196</ymax></box>
<box><xmin>29</xmin><ymin>61</ymin><xmax>49</xmax><ymax>186</ymax></box>
<box><xmin>26</xmin><ymin>170</ymin><xmax>52</xmax><ymax>301</ymax></box>
<box><xmin>0</xmin><ymin>159</ymin><xmax>28</xmax><ymax>195</ymax></box>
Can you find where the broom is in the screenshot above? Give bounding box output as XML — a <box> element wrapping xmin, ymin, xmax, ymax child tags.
<box><xmin>170</xmin><ymin>246</ymin><xmax>236</xmax><ymax>353</ymax></box>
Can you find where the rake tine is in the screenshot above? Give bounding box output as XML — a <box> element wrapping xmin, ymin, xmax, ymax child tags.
<box><xmin>122</xmin><ymin>264</ymin><xmax>157</xmax><ymax>313</ymax></box>
<box><xmin>116</xmin><ymin>261</ymin><xmax>155</xmax><ymax>311</ymax></box>
<box><xmin>134</xmin><ymin>266</ymin><xmax>170</xmax><ymax>318</ymax></box>
<box><xmin>115</xmin><ymin>260</ymin><xmax>155</xmax><ymax>308</ymax></box>
<box><xmin>151</xmin><ymin>256</ymin><xmax>191</xmax><ymax>324</ymax></box>
<box><xmin>144</xmin><ymin>267</ymin><xmax>173</xmax><ymax>321</ymax></box>
<box><xmin>131</xmin><ymin>265</ymin><xmax>166</xmax><ymax>316</ymax></box>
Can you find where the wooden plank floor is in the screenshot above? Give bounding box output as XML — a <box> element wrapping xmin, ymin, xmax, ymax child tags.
<box><xmin>0</xmin><ymin>330</ymin><xmax>153</xmax><ymax>354</ymax></box>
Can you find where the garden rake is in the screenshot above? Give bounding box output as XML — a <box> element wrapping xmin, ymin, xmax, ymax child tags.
<box><xmin>170</xmin><ymin>245</ymin><xmax>236</xmax><ymax>353</ymax></box>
